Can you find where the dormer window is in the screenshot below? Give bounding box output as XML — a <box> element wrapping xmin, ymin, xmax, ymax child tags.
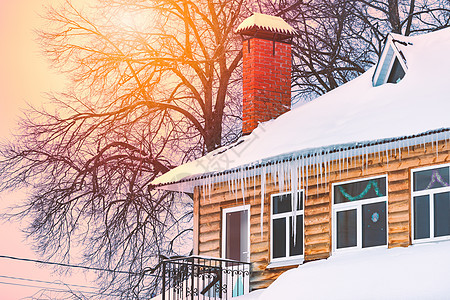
<box><xmin>372</xmin><ymin>34</ymin><xmax>409</xmax><ymax>87</ymax></box>
<box><xmin>387</xmin><ymin>57</ymin><xmax>406</xmax><ymax>84</ymax></box>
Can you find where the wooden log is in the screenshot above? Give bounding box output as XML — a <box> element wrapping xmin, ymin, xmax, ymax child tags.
<box><xmin>304</xmin><ymin>213</ymin><xmax>329</xmax><ymax>226</ymax></box>
<box><xmin>305</xmin><ymin>252</ymin><xmax>330</xmax><ymax>261</ymax></box>
<box><xmin>305</xmin><ymin>203</ymin><xmax>330</xmax><ymax>215</ymax></box>
<box><xmin>305</xmin><ymin>223</ymin><xmax>330</xmax><ymax>236</ymax></box>
<box><xmin>388</xmin><ymin>190</ymin><xmax>410</xmax><ymax>203</ymax></box>
<box><xmin>388</xmin><ymin>199</ymin><xmax>409</xmax><ymax>213</ymax></box>
<box><xmin>305</xmin><ymin>232</ymin><xmax>330</xmax><ymax>245</ymax></box>
<box><xmin>388</xmin><ymin>221</ymin><xmax>409</xmax><ymax>234</ymax></box>
<box><xmin>388</xmin><ymin>231</ymin><xmax>410</xmax><ymax>246</ymax></box>
<box><xmin>388</xmin><ymin>180</ymin><xmax>409</xmax><ymax>193</ymax></box>
<box><xmin>388</xmin><ymin>211</ymin><xmax>409</xmax><ymax>223</ymax></box>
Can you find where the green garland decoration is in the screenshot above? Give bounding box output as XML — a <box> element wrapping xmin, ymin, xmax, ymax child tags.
<box><xmin>338</xmin><ymin>180</ymin><xmax>384</xmax><ymax>201</ymax></box>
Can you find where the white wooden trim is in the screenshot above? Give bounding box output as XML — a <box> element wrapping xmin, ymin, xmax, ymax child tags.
<box><xmin>332</xmin><ymin>175</ymin><xmax>389</xmax><ymax>254</ymax></box>
<box><xmin>269</xmin><ymin>190</ymin><xmax>305</xmax><ymax>264</ymax></box>
<box><xmin>411</xmin><ymin>163</ymin><xmax>450</xmax><ymax>244</ymax></box>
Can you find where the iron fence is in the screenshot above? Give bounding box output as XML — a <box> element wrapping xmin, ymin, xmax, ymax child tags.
<box><xmin>161</xmin><ymin>256</ymin><xmax>251</xmax><ymax>300</ymax></box>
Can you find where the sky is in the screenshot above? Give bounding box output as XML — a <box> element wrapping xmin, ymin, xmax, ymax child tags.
<box><xmin>0</xmin><ymin>0</ymin><xmax>97</xmax><ymax>298</ymax></box>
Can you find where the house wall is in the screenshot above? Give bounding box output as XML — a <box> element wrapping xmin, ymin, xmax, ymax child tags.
<box><xmin>193</xmin><ymin>140</ymin><xmax>450</xmax><ymax>290</ymax></box>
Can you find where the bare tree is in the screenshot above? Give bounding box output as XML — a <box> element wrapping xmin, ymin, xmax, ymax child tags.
<box><xmin>261</xmin><ymin>0</ymin><xmax>449</xmax><ymax>103</ymax></box>
<box><xmin>0</xmin><ymin>0</ymin><xmax>248</xmax><ymax>298</ymax></box>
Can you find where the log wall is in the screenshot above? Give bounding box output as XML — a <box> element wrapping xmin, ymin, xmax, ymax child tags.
<box><xmin>193</xmin><ymin>140</ymin><xmax>450</xmax><ymax>290</ymax></box>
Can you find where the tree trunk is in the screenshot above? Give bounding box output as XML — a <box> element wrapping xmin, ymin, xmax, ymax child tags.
<box><xmin>388</xmin><ymin>0</ymin><xmax>401</xmax><ymax>33</ymax></box>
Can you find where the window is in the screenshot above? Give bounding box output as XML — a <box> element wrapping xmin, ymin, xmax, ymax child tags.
<box><xmin>412</xmin><ymin>164</ymin><xmax>450</xmax><ymax>243</ymax></box>
<box><xmin>270</xmin><ymin>191</ymin><xmax>304</xmax><ymax>263</ymax></box>
<box><xmin>333</xmin><ymin>176</ymin><xmax>388</xmax><ymax>251</ymax></box>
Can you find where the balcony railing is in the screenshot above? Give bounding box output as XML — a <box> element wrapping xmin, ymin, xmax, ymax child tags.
<box><xmin>161</xmin><ymin>256</ymin><xmax>251</xmax><ymax>300</ymax></box>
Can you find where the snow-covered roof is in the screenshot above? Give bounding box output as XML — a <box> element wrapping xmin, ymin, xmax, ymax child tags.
<box><xmin>152</xmin><ymin>28</ymin><xmax>450</xmax><ymax>191</ymax></box>
<box><xmin>236</xmin><ymin>13</ymin><xmax>296</xmax><ymax>37</ymax></box>
<box><xmin>236</xmin><ymin>240</ymin><xmax>450</xmax><ymax>300</ymax></box>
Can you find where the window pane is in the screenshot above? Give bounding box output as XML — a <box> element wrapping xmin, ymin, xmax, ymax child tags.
<box><xmin>414</xmin><ymin>195</ymin><xmax>430</xmax><ymax>240</ymax></box>
<box><xmin>434</xmin><ymin>192</ymin><xmax>450</xmax><ymax>237</ymax></box>
<box><xmin>413</xmin><ymin>167</ymin><xmax>449</xmax><ymax>191</ymax></box>
<box><xmin>289</xmin><ymin>215</ymin><xmax>303</xmax><ymax>256</ymax></box>
<box><xmin>387</xmin><ymin>57</ymin><xmax>406</xmax><ymax>84</ymax></box>
<box><xmin>334</xmin><ymin>177</ymin><xmax>386</xmax><ymax>204</ymax></box>
<box><xmin>272</xmin><ymin>218</ymin><xmax>286</xmax><ymax>258</ymax></box>
<box><xmin>362</xmin><ymin>202</ymin><xmax>386</xmax><ymax>248</ymax></box>
<box><xmin>337</xmin><ymin>209</ymin><xmax>357</xmax><ymax>249</ymax></box>
<box><xmin>273</xmin><ymin>192</ymin><xmax>303</xmax><ymax>214</ymax></box>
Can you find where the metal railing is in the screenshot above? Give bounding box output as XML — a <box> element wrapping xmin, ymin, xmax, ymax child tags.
<box><xmin>161</xmin><ymin>256</ymin><xmax>251</xmax><ymax>300</ymax></box>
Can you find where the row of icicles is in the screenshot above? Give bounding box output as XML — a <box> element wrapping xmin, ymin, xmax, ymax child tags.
<box><xmin>195</xmin><ymin>132</ymin><xmax>449</xmax><ymax>240</ymax></box>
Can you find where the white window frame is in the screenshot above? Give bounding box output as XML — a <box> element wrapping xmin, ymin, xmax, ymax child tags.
<box><xmin>411</xmin><ymin>163</ymin><xmax>450</xmax><ymax>244</ymax></box>
<box><xmin>222</xmin><ymin>205</ymin><xmax>251</xmax><ymax>262</ymax></box>
<box><xmin>332</xmin><ymin>175</ymin><xmax>389</xmax><ymax>253</ymax></box>
<box><xmin>269</xmin><ymin>190</ymin><xmax>304</xmax><ymax>267</ymax></box>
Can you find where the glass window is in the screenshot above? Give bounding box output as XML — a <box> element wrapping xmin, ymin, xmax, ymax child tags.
<box><xmin>337</xmin><ymin>209</ymin><xmax>357</xmax><ymax>249</ymax></box>
<box><xmin>362</xmin><ymin>202</ymin><xmax>387</xmax><ymax>248</ymax></box>
<box><xmin>334</xmin><ymin>177</ymin><xmax>386</xmax><ymax>204</ymax></box>
<box><xmin>273</xmin><ymin>192</ymin><xmax>302</xmax><ymax>214</ymax></box>
<box><xmin>271</xmin><ymin>191</ymin><xmax>304</xmax><ymax>261</ymax></box>
<box><xmin>333</xmin><ymin>176</ymin><xmax>388</xmax><ymax>251</ymax></box>
<box><xmin>434</xmin><ymin>192</ymin><xmax>450</xmax><ymax>237</ymax></box>
<box><xmin>413</xmin><ymin>166</ymin><xmax>449</xmax><ymax>191</ymax></box>
<box><xmin>413</xmin><ymin>195</ymin><xmax>430</xmax><ymax>240</ymax></box>
<box><xmin>272</xmin><ymin>218</ymin><xmax>286</xmax><ymax>259</ymax></box>
<box><xmin>412</xmin><ymin>165</ymin><xmax>450</xmax><ymax>243</ymax></box>
<box><xmin>289</xmin><ymin>215</ymin><xmax>303</xmax><ymax>256</ymax></box>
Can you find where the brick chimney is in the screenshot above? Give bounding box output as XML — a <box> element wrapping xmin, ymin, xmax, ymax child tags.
<box><xmin>236</xmin><ymin>13</ymin><xmax>296</xmax><ymax>135</ymax></box>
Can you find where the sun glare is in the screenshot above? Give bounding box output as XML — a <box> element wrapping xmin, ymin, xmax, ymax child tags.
<box><xmin>114</xmin><ymin>9</ymin><xmax>155</xmax><ymax>32</ymax></box>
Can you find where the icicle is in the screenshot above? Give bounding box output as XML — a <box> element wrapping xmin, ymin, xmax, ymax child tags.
<box><xmin>436</xmin><ymin>134</ymin><xmax>439</xmax><ymax>158</ymax></box>
<box><xmin>232</xmin><ymin>171</ymin><xmax>238</xmax><ymax>203</ymax></box>
<box><xmin>240</xmin><ymin>168</ymin><xmax>246</xmax><ymax>205</ymax></box>
<box><xmin>270</xmin><ymin>163</ymin><xmax>276</xmax><ymax>186</ymax></box>
<box><xmin>365</xmin><ymin>146</ymin><xmax>368</xmax><ymax>173</ymax></box>
<box><xmin>385</xmin><ymin>147</ymin><xmax>389</xmax><ymax>167</ymax></box>
<box><xmin>324</xmin><ymin>152</ymin><xmax>328</xmax><ymax>188</ymax></box>
<box><xmin>222</xmin><ymin>173</ymin><xmax>225</xmax><ymax>189</ymax></box>
<box><xmin>284</xmin><ymin>161</ymin><xmax>288</xmax><ymax>193</ymax></box>
<box><xmin>349</xmin><ymin>148</ymin><xmax>352</xmax><ymax>168</ymax></box>
<box><xmin>305</xmin><ymin>156</ymin><xmax>309</xmax><ymax>202</ymax></box>
<box><xmin>315</xmin><ymin>153</ymin><xmax>319</xmax><ymax>197</ymax></box>
<box><xmin>346</xmin><ymin>149</ymin><xmax>349</xmax><ymax>176</ymax></box>
<box><xmin>227</xmin><ymin>171</ymin><xmax>232</xmax><ymax>196</ymax></box>
<box><xmin>319</xmin><ymin>153</ymin><xmax>323</xmax><ymax>187</ymax></box>
<box><xmin>299</xmin><ymin>157</ymin><xmax>303</xmax><ymax>193</ymax></box>
<box><xmin>208</xmin><ymin>174</ymin><xmax>212</xmax><ymax>203</ymax></box>
<box><xmin>260</xmin><ymin>166</ymin><xmax>266</xmax><ymax>240</ymax></box>
<box><xmin>202</xmin><ymin>177</ymin><xmax>206</xmax><ymax>203</ymax></box>
<box><xmin>278</xmin><ymin>161</ymin><xmax>284</xmax><ymax>194</ymax></box>
<box><xmin>328</xmin><ymin>151</ymin><xmax>332</xmax><ymax>183</ymax></box>
<box><xmin>291</xmin><ymin>160</ymin><xmax>299</xmax><ymax>244</ymax></box>
<box><xmin>253</xmin><ymin>168</ymin><xmax>257</xmax><ymax>202</ymax></box>
<box><xmin>338</xmin><ymin>149</ymin><xmax>342</xmax><ymax>178</ymax></box>
<box><xmin>423</xmin><ymin>136</ymin><xmax>426</xmax><ymax>151</ymax></box>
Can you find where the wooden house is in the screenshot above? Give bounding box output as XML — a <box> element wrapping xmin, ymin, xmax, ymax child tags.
<box><xmin>152</xmin><ymin>13</ymin><xmax>450</xmax><ymax>292</ymax></box>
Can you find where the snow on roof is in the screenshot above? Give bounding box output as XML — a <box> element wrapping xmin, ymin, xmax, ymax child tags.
<box><xmin>236</xmin><ymin>240</ymin><xmax>450</xmax><ymax>300</ymax></box>
<box><xmin>236</xmin><ymin>13</ymin><xmax>296</xmax><ymax>36</ymax></box>
<box><xmin>152</xmin><ymin>28</ymin><xmax>450</xmax><ymax>189</ymax></box>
